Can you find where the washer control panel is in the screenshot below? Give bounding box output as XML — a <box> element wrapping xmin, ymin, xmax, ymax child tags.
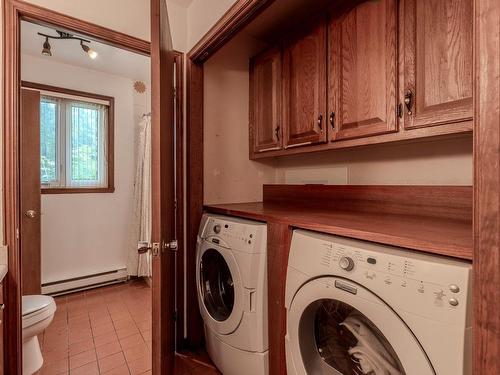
<box><xmin>288</xmin><ymin>229</ymin><xmax>472</xmax><ymax>324</ymax></box>
<box><xmin>200</xmin><ymin>214</ymin><xmax>266</xmax><ymax>254</ymax></box>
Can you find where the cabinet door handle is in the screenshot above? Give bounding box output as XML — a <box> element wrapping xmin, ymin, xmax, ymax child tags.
<box><xmin>329</xmin><ymin>111</ymin><xmax>335</xmax><ymax>129</ymax></box>
<box><xmin>317</xmin><ymin>114</ymin><xmax>323</xmax><ymax>131</ymax></box>
<box><xmin>404</xmin><ymin>89</ymin><xmax>413</xmax><ymax>115</ymax></box>
<box><xmin>275</xmin><ymin>125</ymin><xmax>280</xmax><ymax>141</ymax></box>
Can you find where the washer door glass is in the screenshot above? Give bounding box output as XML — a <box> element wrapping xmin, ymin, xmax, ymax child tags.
<box><xmin>300</xmin><ymin>299</ymin><xmax>406</xmax><ymax>375</ymax></box>
<box><xmin>200</xmin><ymin>248</ymin><xmax>234</xmax><ymax>321</ymax></box>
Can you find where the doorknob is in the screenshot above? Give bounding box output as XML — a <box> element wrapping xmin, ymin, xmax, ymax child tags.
<box><xmin>24</xmin><ymin>209</ymin><xmax>37</xmax><ymax>218</ymax></box>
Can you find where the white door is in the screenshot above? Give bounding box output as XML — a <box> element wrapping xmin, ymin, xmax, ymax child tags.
<box><xmin>286</xmin><ymin>277</ymin><xmax>435</xmax><ymax>375</ymax></box>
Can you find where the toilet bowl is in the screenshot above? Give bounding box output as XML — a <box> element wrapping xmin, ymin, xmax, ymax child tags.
<box><xmin>22</xmin><ymin>295</ymin><xmax>57</xmax><ymax>375</ymax></box>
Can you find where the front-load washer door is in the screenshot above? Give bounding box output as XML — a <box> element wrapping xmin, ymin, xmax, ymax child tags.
<box><xmin>197</xmin><ymin>241</ymin><xmax>244</xmax><ymax>335</ymax></box>
<box><xmin>287</xmin><ymin>277</ymin><xmax>435</xmax><ymax>375</ymax></box>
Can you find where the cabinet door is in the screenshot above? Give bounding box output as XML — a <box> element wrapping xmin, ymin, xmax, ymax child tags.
<box><xmin>403</xmin><ymin>0</ymin><xmax>473</xmax><ymax>129</ymax></box>
<box><xmin>283</xmin><ymin>19</ymin><xmax>327</xmax><ymax>148</ymax></box>
<box><xmin>250</xmin><ymin>47</ymin><xmax>282</xmax><ymax>154</ymax></box>
<box><xmin>329</xmin><ymin>0</ymin><xmax>398</xmax><ymax>141</ymax></box>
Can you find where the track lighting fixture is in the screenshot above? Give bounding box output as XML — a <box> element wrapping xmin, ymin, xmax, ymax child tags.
<box><xmin>38</xmin><ymin>30</ymin><xmax>98</xmax><ymax>60</ymax></box>
<box><xmin>41</xmin><ymin>36</ymin><xmax>51</xmax><ymax>56</ymax></box>
<box><xmin>80</xmin><ymin>41</ymin><xmax>98</xmax><ymax>59</ymax></box>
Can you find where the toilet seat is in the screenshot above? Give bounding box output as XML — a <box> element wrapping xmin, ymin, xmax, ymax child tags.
<box><xmin>22</xmin><ymin>295</ymin><xmax>56</xmax><ymax>330</ymax></box>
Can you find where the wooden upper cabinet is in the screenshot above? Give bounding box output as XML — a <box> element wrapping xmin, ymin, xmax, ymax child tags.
<box><xmin>403</xmin><ymin>0</ymin><xmax>473</xmax><ymax>129</ymax></box>
<box><xmin>328</xmin><ymin>0</ymin><xmax>398</xmax><ymax>141</ymax></box>
<box><xmin>249</xmin><ymin>47</ymin><xmax>282</xmax><ymax>154</ymax></box>
<box><xmin>283</xmin><ymin>18</ymin><xmax>327</xmax><ymax>148</ymax></box>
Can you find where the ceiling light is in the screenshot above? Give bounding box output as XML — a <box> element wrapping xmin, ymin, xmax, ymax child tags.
<box><xmin>81</xmin><ymin>42</ymin><xmax>98</xmax><ymax>59</ymax></box>
<box><xmin>37</xmin><ymin>31</ymin><xmax>98</xmax><ymax>60</ymax></box>
<box><xmin>41</xmin><ymin>37</ymin><xmax>51</xmax><ymax>56</ymax></box>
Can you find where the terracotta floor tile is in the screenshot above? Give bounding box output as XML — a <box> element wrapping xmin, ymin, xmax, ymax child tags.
<box><xmin>93</xmin><ymin>332</ymin><xmax>119</xmax><ymax>347</ymax></box>
<box><xmin>119</xmin><ymin>334</ymin><xmax>144</xmax><ymax>350</ymax></box>
<box><xmin>112</xmin><ymin>319</ymin><xmax>136</xmax><ymax>331</ymax></box>
<box><xmin>98</xmin><ymin>352</ymin><xmax>126</xmax><ymax>373</ymax></box>
<box><xmin>69</xmin><ymin>349</ymin><xmax>97</xmax><ymax>370</ymax></box>
<box><xmin>135</xmin><ymin>321</ymin><xmax>150</xmax><ymax>333</ymax></box>
<box><xmin>101</xmin><ymin>364</ymin><xmax>130</xmax><ymax>375</ymax></box>
<box><xmin>69</xmin><ymin>329</ymin><xmax>93</xmax><ymax>344</ymax></box>
<box><xmin>69</xmin><ymin>338</ymin><xmax>95</xmax><ymax>357</ymax></box>
<box><xmin>41</xmin><ymin>358</ymin><xmax>69</xmax><ymax>375</ymax></box>
<box><xmin>126</xmin><ymin>355</ymin><xmax>151</xmax><ymax>375</ymax></box>
<box><xmin>115</xmin><ymin>326</ymin><xmax>140</xmax><ymax>340</ymax></box>
<box><xmin>70</xmin><ymin>361</ymin><xmax>99</xmax><ymax>375</ymax></box>
<box><xmin>43</xmin><ymin>337</ymin><xmax>69</xmax><ymax>352</ymax></box>
<box><xmin>91</xmin><ymin>322</ymin><xmax>115</xmax><ymax>337</ymax></box>
<box><xmin>122</xmin><ymin>343</ymin><xmax>150</xmax><ymax>363</ymax></box>
<box><xmin>95</xmin><ymin>341</ymin><xmax>122</xmax><ymax>359</ymax></box>
<box><xmin>43</xmin><ymin>347</ymin><xmax>69</xmax><ymax>364</ymax></box>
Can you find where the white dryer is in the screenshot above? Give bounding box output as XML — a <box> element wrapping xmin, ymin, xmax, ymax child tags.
<box><xmin>196</xmin><ymin>214</ymin><xmax>268</xmax><ymax>375</ymax></box>
<box><xmin>285</xmin><ymin>229</ymin><xmax>472</xmax><ymax>375</ymax></box>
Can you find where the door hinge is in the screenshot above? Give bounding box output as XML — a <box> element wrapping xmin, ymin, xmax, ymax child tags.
<box><xmin>163</xmin><ymin>240</ymin><xmax>178</xmax><ymax>252</ymax></box>
<box><xmin>397</xmin><ymin>103</ymin><xmax>403</xmax><ymax>118</ymax></box>
<box><xmin>173</xmin><ymin>309</ymin><xmax>178</xmax><ymax>322</ymax></box>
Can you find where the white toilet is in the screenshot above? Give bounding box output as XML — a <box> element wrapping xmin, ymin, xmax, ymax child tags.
<box><xmin>22</xmin><ymin>295</ymin><xmax>57</xmax><ymax>375</ymax></box>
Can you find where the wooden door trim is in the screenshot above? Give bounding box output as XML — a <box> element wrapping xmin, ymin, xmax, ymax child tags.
<box><xmin>473</xmin><ymin>0</ymin><xmax>500</xmax><ymax>373</ymax></box>
<box><xmin>173</xmin><ymin>51</ymin><xmax>185</xmax><ymax>350</ymax></box>
<box><xmin>3</xmin><ymin>0</ymin><xmax>184</xmax><ymax>372</ymax></box>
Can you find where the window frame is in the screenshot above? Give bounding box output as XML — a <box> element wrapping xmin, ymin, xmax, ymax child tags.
<box><xmin>22</xmin><ymin>81</ymin><xmax>115</xmax><ymax>194</ymax></box>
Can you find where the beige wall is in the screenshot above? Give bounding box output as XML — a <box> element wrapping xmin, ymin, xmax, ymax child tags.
<box><xmin>204</xmin><ymin>35</ymin><xmax>276</xmax><ymax>204</ymax></box>
<box><xmin>274</xmin><ymin>137</ymin><xmax>473</xmax><ymax>185</ymax></box>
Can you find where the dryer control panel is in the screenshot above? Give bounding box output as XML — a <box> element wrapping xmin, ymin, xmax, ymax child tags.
<box><xmin>199</xmin><ymin>214</ymin><xmax>267</xmax><ymax>254</ymax></box>
<box><xmin>288</xmin><ymin>229</ymin><xmax>472</xmax><ymax>325</ymax></box>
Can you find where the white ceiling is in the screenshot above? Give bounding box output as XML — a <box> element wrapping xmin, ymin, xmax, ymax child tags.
<box><xmin>21</xmin><ymin>21</ymin><xmax>151</xmax><ymax>82</ymax></box>
<box><xmin>168</xmin><ymin>0</ymin><xmax>194</xmax><ymax>8</ymax></box>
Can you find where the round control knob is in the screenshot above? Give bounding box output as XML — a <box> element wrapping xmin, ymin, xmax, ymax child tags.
<box><xmin>339</xmin><ymin>256</ymin><xmax>355</xmax><ymax>271</ymax></box>
<box><xmin>213</xmin><ymin>224</ymin><xmax>221</xmax><ymax>234</ymax></box>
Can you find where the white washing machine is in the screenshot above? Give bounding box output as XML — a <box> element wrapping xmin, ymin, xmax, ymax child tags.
<box><xmin>285</xmin><ymin>229</ymin><xmax>472</xmax><ymax>375</ymax></box>
<box><xmin>196</xmin><ymin>214</ymin><xmax>269</xmax><ymax>375</ymax></box>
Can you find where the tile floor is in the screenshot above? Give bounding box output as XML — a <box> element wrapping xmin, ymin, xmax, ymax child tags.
<box><xmin>36</xmin><ymin>280</ymin><xmax>219</xmax><ymax>375</ymax></box>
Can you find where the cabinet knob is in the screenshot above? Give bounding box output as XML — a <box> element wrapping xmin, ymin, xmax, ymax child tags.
<box><xmin>329</xmin><ymin>111</ymin><xmax>335</xmax><ymax>129</ymax></box>
<box><xmin>404</xmin><ymin>89</ymin><xmax>413</xmax><ymax>115</ymax></box>
<box><xmin>275</xmin><ymin>125</ymin><xmax>280</xmax><ymax>141</ymax></box>
<box><xmin>317</xmin><ymin>114</ymin><xmax>323</xmax><ymax>131</ymax></box>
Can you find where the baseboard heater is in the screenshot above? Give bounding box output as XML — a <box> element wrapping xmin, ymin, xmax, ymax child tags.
<box><xmin>41</xmin><ymin>268</ymin><xmax>128</xmax><ymax>296</ymax></box>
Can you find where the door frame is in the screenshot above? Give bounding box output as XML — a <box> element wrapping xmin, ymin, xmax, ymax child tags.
<box><xmin>185</xmin><ymin>0</ymin><xmax>500</xmax><ymax>374</ymax></box>
<box><xmin>2</xmin><ymin>1</ymin><xmax>184</xmax><ymax>373</ymax></box>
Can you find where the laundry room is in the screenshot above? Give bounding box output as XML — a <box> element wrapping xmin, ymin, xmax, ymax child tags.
<box><xmin>1</xmin><ymin>0</ymin><xmax>498</xmax><ymax>374</ymax></box>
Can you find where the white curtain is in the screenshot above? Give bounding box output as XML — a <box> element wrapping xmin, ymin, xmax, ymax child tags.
<box><xmin>127</xmin><ymin>115</ymin><xmax>152</xmax><ymax>277</ymax></box>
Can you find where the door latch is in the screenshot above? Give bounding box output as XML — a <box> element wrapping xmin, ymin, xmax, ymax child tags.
<box><xmin>151</xmin><ymin>243</ymin><xmax>160</xmax><ymax>257</ymax></box>
<box><xmin>163</xmin><ymin>240</ymin><xmax>178</xmax><ymax>252</ymax></box>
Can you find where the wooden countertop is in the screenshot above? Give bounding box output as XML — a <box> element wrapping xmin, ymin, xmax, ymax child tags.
<box><xmin>205</xmin><ymin>201</ymin><xmax>473</xmax><ymax>260</ymax></box>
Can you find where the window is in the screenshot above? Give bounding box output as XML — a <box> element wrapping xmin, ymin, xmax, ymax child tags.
<box><xmin>29</xmin><ymin>83</ymin><xmax>114</xmax><ymax>193</ymax></box>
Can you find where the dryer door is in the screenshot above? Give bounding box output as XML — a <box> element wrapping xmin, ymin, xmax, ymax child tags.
<box><xmin>287</xmin><ymin>277</ymin><xmax>435</xmax><ymax>375</ymax></box>
<box><xmin>196</xmin><ymin>241</ymin><xmax>244</xmax><ymax>335</ymax></box>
